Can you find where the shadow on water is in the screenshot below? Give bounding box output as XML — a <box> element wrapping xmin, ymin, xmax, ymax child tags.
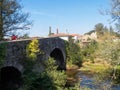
<box><xmin>66</xmin><ymin>66</ymin><xmax>79</xmax><ymax>87</ymax></box>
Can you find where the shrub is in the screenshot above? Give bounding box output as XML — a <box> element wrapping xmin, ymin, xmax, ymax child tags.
<box><xmin>65</xmin><ymin>41</ymin><xmax>82</xmax><ymax>67</ymax></box>
<box><xmin>26</xmin><ymin>39</ymin><xmax>40</xmax><ymax>60</ymax></box>
<box><xmin>113</xmin><ymin>65</ymin><xmax>120</xmax><ymax>83</ymax></box>
<box><xmin>81</xmin><ymin>40</ymin><xmax>98</xmax><ymax>63</ymax></box>
<box><xmin>20</xmin><ymin>58</ymin><xmax>67</xmax><ymax>90</ymax></box>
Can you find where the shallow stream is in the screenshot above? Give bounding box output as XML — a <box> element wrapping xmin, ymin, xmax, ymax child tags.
<box><xmin>78</xmin><ymin>72</ymin><xmax>120</xmax><ymax>90</ymax></box>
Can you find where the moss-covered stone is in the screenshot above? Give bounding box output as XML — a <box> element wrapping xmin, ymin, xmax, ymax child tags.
<box><xmin>0</xmin><ymin>42</ymin><xmax>7</xmax><ymax>66</ymax></box>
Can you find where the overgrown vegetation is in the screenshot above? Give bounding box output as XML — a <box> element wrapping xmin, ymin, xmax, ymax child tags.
<box><xmin>20</xmin><ymin>58</ymin><xmax>67</xmax><ymax>90</ymax></box>
<box><xmin>97</xmin><ymin>40</ymin><xmax>120</xmax><ymax>83</ymax></box>
<box><xmin>65</xmin><ymin>40</ymin><xmax>82</xmax><ymax>67</ymax></box>
<box><xmin>81</xmin><ymin>40</ymin><xmax>98</xmax><ymax>63</ymax></box>
<box><xmin>80</xmin><ymin>21</ymin><xmax>120</xmax><ymax>86</ymax></box>
<box><xmin>83</xmin><ymin>21</ymin><xmax>120</xmax><ymax>84</ymax></box>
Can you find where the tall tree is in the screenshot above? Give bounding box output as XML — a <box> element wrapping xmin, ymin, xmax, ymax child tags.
<box><xmin>111</xmin><ymin>0</ymin><xmax>120</xmax><ymax>22</ymax></box>
<box><xmin>110</xmin><ymin>0</ymin><xmax>120</xmax><ymax>32</ymax></box>
<box><xmin>0</xmin><ymin>0</ymin><xmax>32</xmax><ymax>40</ymax></box>
<box><xmin>109</xmin><ymin>26</ymin><xmax>114</xmax><ymax>34</ymax></box>
<box><xmin>94</xmin><ymin>23</ymin><xmax>104</xmax><ymax>36</ymax></box>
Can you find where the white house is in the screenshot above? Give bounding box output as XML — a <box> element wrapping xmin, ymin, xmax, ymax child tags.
<box><xmin>49</xmin><ymin>33</ymin><xmax>79</xmax><ymax>42</ymax></box>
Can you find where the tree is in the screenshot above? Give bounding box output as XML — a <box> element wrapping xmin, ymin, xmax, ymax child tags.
<box><xmin>97</xmin><ymin>40</ymin><xmax>120</xmax><ymax>82</ymax></box>
<box><xmin>110</xmin><ymin>0</ymin><xmax>120</xmax><ymax>22</ymax></box>
<box><xmin>94</xmin><ymin>23</ymin><xmax>104</xmax><ymax>36</ymax></box>
<box><xmin>109</xmin><ymin>26</ymin><xmax>114</xmax><ymax>34</ymax></box>
<box><xmin>20</xmin><ymin>33</ymin><xmax>29</xmax><ymax>39</ymax></box>
<box><xmin>81</xmin><ymin>40</ymin><xmax>98</xmax><ymax>63</ymax></box>
<box><xmin>0</xmin><ymin>0</ymin><xmax>32</xmax><ymax>40</ymax></box>
<box><xmin>26</xmin><ymin>39</ymin><xmax>40</xmax><ymax>60</ymax></box>
<box><xmin>85</xmin><ymin>30</ymin><xmax>95</xmax><ymax>35</ymax></box>
<box><xmin>65</xmin><ymin>41</ymin><xmax>82</xmax><ymax>67</ymax></box>
<box><xmin>109</xmin><ymin>0</ymin><xmax>120</xmax><ymax>32</ymax></box>
<box><xmin>103</xmin><ymin>26</ymin><xmax>109</xmax><ymax>33</ymax></box>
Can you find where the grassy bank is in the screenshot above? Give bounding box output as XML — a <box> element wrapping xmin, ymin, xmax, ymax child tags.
<box><xmin>79</xmin><ymin>61</ymin><xmax>111</xmax><ymax>75</ymax></box>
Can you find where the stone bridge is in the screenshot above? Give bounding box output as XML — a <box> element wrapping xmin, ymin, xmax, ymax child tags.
<box><xmin>0</xmin><ymin>37</ymin><xmax>66</xmax><ymax>89</ymax></box>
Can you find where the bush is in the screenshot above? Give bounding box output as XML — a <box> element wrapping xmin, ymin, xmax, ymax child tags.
<box><xmin>81</xmin><ymin>40</ymin><xmax>98</xmax><ymax>63</ymax></box>
<box><xmin>113</xmin><ymin>65</ymin><xmax>120</xmax><ymax>83</ymax></box>
<box><xmin>20</xmin><ymin>57</ymin><xmax>67</xmax><ymax>90</ymax></box>
<box><xmin>65</xmin><ymin>41</ymin><xmax>82</xmax><ymax>67</ymax></box>
<box><xmin>26</xmin><ymin>39</ymin><xmax>40</xmax><ymax>60</ymax></box>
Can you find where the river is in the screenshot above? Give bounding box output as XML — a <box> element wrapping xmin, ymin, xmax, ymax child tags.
<box><xmin>78</xmin><ymin>72</ymin><xmax>120</xmax><ymax>90</ymax></box>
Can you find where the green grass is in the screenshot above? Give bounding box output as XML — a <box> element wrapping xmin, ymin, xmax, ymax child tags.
<box><xmin>80</xmin><ymin>62</ymin><xmax>111</xmax><ymax>75</ymax></box>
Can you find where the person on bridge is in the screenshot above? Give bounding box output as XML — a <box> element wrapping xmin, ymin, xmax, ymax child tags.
<box><xmin>11</xmin><ymin>34</ymin><xmax>17</xmax><ymax>40</ymax></box>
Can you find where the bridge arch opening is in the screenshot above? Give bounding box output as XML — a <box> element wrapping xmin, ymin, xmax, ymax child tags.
<box><xmin>0</xmin><ymin>66</ymin><xmax>22</xmax><ymax>89</ymax></box>
<box><xmin>50</xmin><ymin>48</ymin><xmax>65</xmax><ymax>70</ymax></box>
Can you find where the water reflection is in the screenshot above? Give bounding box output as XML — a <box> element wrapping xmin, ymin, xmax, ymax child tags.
<box><xmin>79</xmin><ymin>72</ymin><xmax>120</xmax><ymax>90</ymax></box>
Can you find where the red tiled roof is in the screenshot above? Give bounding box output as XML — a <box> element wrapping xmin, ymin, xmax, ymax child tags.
<box><xmin>70</xmin><ymin>34</ymin><xmax>79</xmax><ymax>36</ymax></box>
<box><xmin>50</xmin><ymin>33</ymin><xmax>80</xmax><ymax>37</ymax></box>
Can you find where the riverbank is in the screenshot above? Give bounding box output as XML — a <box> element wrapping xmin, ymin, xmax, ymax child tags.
<box><xmin>66</xmin><ymin>61</ymin><xmax>120</xmax><ymax>89</ymax></box>
<box><xmin>79</xmin><ymin>61</ymin><xmax>111</xmax><ymax>74</ymax></box>
<box><xmin>66</xmin><ymin>61</ymin><xmax>111</xmax><ymax>80</ymax></box>
<box><xmin>78</xmin><ymin>61</ymin><xmax>112</xmax><ymax>89</ymax></box>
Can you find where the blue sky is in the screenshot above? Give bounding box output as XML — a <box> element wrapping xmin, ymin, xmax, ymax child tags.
<box><xmin>21</xmin><ymin>0</ymin><xmax>111</xmax><ymax>37</ymax></box>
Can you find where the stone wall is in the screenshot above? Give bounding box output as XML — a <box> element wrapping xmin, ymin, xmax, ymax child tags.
<box><xmin>0</xmin><ymin>37</ymin><xmax>66</xmax><ymax>73</ymax></box>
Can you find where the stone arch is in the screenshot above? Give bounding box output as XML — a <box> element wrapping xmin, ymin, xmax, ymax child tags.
<box><xmin>50</xmin><ymin>48</ymin><xmax>66</xmax><ymax>70</ymax></box>
<box><xmin>0</xmin><ymin>66</ymin><xmax>22</xmax><ymax>89</ymax></box>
